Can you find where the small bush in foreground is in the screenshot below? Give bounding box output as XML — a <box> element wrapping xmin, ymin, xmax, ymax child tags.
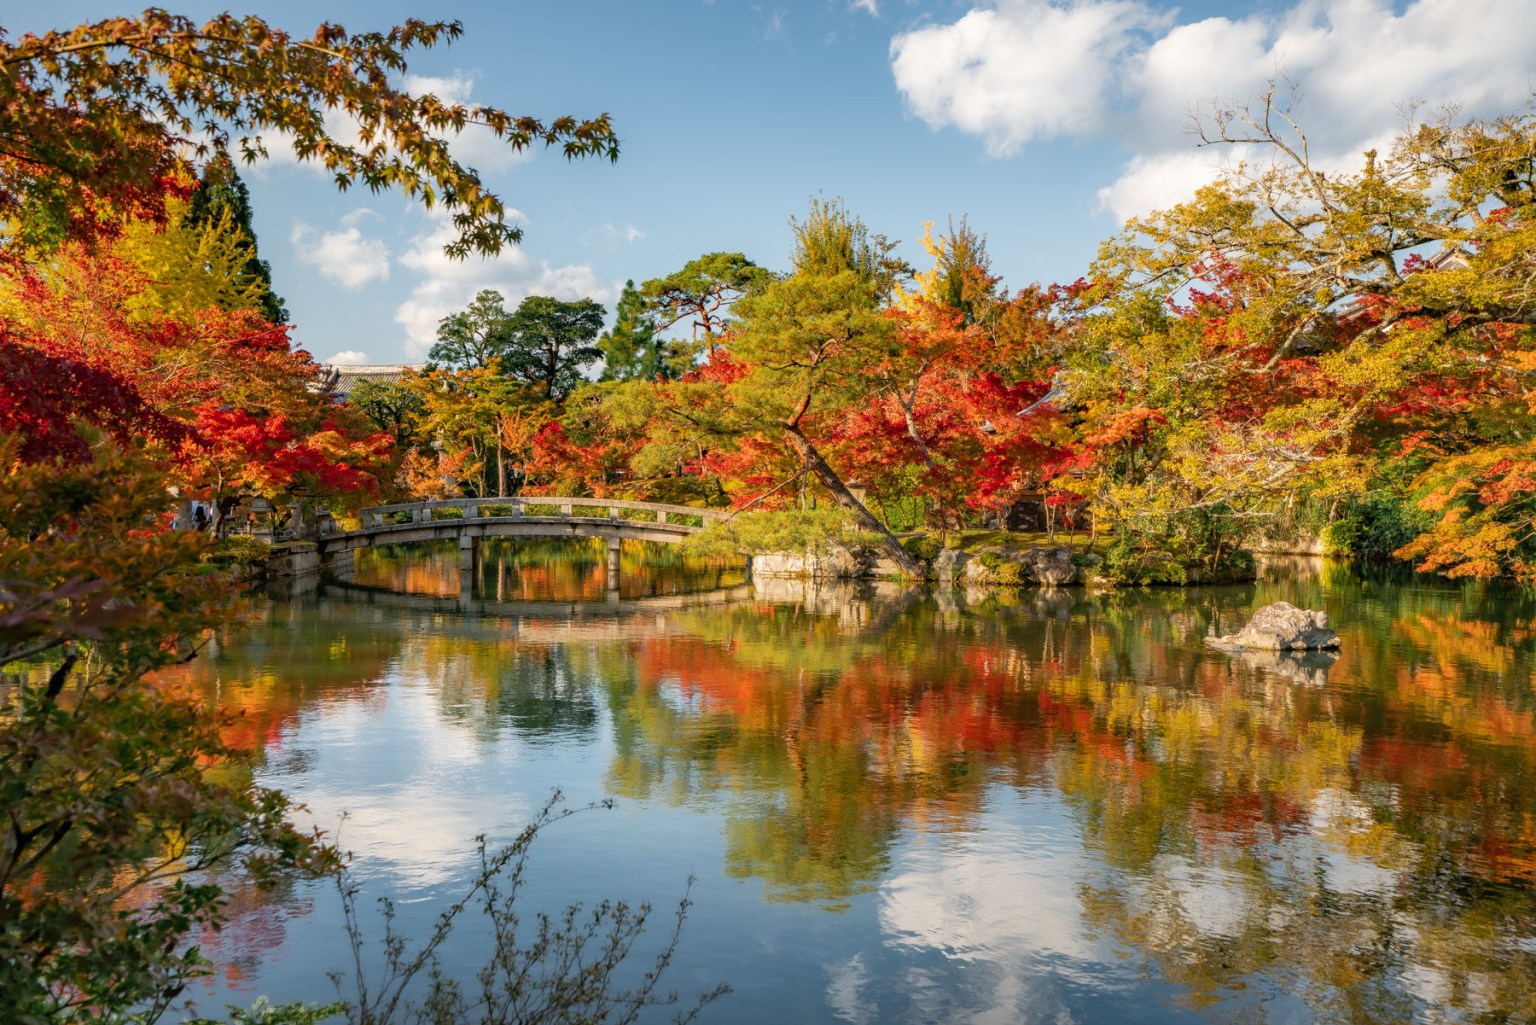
<box><xmin>330</xmin><ymin>793</ymin><xmax>729</xmax><ymax>1025</ymax></box>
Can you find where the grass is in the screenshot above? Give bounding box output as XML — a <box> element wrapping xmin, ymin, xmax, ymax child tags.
<box><xmin>942</xmin><ymin>529</ymin><xmax>1101</xmax><ymax>553</ymax></box>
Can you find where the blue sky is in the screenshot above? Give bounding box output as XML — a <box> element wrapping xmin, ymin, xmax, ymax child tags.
<box><xmin>14</xmin><ymin>0</ymin><xmax>1536</xmax><ymax>364</ymax></box>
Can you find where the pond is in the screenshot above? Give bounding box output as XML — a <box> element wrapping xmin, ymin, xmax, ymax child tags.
<box><xmin>173</xmin><ymin>541</ymin><xmax>1536</xmax><ymax>1024</ymax></box>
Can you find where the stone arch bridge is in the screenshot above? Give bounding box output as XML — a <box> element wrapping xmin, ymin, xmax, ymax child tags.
<box><xmin>317</xmin><ymin>497</ymin><xmax>734</xmax><ymax>589</ymax></box>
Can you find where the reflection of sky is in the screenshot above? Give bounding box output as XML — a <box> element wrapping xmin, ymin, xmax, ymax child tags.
<box><xmin>866</xmin><ymin>784</ymin><xmax>1427</xmax><ymax>1024</ymax></box>
<box><xmin>256</xmin><ymin>635</ymin><xmax>615</xmax><ymax>891</ymax></box>
<box><xmin>866</xmin><ymin>787</ymin><xmax>1205</xmax><ymax>1025</ymax></box>
<box><xmin>277</xmin><ymin>671</ymin><xmax>527</xmax><ymax>889</ymax></box>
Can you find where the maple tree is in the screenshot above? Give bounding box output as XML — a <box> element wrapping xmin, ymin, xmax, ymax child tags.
<box><xmin>0</xmin><ymin>443</ymin><xmax>338</xmax><ymax>1023</ymax></box>
<box><xmin>1035</xmin><ymin>89</ymin><xmax>1536</xmax><ymax>579</ymax></box>
<box><xmin>830</xmin><ymin>221</ymin><xmax>1067</xmax><ymax>530</ymax></box>
<box><xmin>0</xmin><ymin>10</ymin><xmax>618</xmax><ymax>256</ymax></box>
<box><xmin>1</xmin><ymin>229</ymin><xmax>389</xmax><ymax>519</ymax></box>
<box><xmin>0</xmin><ymin>9</ymin><xmax>627</xmax><ymax>1018</ymax></box>
<box><xmin>401</xmin><ymin>363</ymin><xmax>557</xmax><ymax>498</ymax></box>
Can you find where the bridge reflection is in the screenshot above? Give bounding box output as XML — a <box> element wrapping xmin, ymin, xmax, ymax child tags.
<box><xmin>318</xmin><ymin>578</ymin><xmax>758</xmax><ymax>621</ymax></box>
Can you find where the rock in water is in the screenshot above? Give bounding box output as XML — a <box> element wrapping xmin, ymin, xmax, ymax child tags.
<box><xmin>1205</xmin><ymin>601</ymin><xmax>1341</xmax><ymax>652</ymax></box>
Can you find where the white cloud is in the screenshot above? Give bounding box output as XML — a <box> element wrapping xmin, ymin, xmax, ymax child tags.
<box><xmin>291</xmin><ymin>213</ymin><xmax>391</xmax><ymax>290</ymax></box>
<box><xmin>393</xmin><ymin>210</ymin><xmax>617</xmax><ymax>359</ymax></box>
<box><xmin>890</xmin><ymin>0</ymin><xmax>1168</xmax><ymax>156</ymax></box>
<box><xmin>759</xmin><ymin>6</ymin><xmax>788</xmax><ymax>40</ymax></box>
<box><xmin>851</xmin><ymin>0</ymin><xmax>879</xmax><ymax>14</ymax></box>
<box><xmin>889</xmin><ymin>0</ymin><xmax>1536</xmax><ymax>217</ymax></box>
<box><xmin>400</xmin><ymin>72</ymin><xmax>476</xmax><ymax>106</ymax></box>
<box><xmin>282</xmin><ymin>656</ymin><xmax>530</xmax><ymax>889</ymax></box>
<box><xmin>245</xmin><ymin>106</ymin><xmax>367</xmax><ymax>179</ymax></box>
<box><xmin>873</xmin><ymin>795</ymin><xmax>1117</xmax><ymax>1021</ymax></box>
<box><xmin>584</xmin><ymin>221</ymin><xmax>646</xmax><ymax>248</ymax></box>
<box><xmin>1095</xmin><ymin>148</ymin><xmax>1237</xmax><ymax>222</ymax></box>
<box><xmin>324</xmin><ymin>350</ymin><xmax>371</xmax><ymax>365</ymax></box>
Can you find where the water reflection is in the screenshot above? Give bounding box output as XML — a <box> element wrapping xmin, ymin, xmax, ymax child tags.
<box><xmin>174</xmin><ymin>556</ymin><xmax>1536</xmax><ymax>1023</ymax></box>
<box><xmin>353</xmin><ymin>537</ymin><xmax>747</xmax><ymax>600</ymax></box>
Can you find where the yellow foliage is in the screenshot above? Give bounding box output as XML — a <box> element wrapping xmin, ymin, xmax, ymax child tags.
<box><xmin>112</xmin><ymin>192</ymin><xmax>269</xmax><ymax>322</ymax></box>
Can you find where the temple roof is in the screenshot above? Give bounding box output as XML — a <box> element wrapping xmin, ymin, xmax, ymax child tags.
<box><xmin>316</xmin><ymin>363</ymin><xmax>425</xmax><ymax>399</ymax></box>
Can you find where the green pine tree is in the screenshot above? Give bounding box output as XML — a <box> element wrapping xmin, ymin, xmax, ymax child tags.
<box><xmin>599</xmin><ymin>279</ymin><xmax>687</xmax><ymax>381</ymax></box>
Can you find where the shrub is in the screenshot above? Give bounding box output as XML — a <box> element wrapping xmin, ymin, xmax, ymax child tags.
<box><xmin>900</xmin><ymin>534</ymin><xmax>940</xmax><ymax>563</ymax></box>
<box><xmin>1101</xmin><ymin>509</ymin><xmax>1255</xmax><ymax>586</ymax></box>
<box><xmin>680</xmin><ymin>508</ymin><xmax>878</xmax><ymax>559</ymax></box>
<box><xmin>1322</xmin><ymin>494</ymin><xmax>1435</xmax><ymax>562</ymax></box>
<box><xmin>1</xmin><ymin>447</ymin><xmax>336</xmax><ymax>1025</ymax></box>
<box><xmin>330</xmin><ymin>794</ymin><xmax>728</xmax><ymax>1025</ymax></box>
<box><xmin>209</xmin><ymin>534</ymin><xmax>272</xmax><ymax>571</ymax></box>
<box><xmin>976</xmin><ymin>550</ymin><xmax>1024</xmax><ymax>585</ymax></box>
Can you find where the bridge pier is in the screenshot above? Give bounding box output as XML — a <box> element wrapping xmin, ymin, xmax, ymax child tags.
<box><xmin>459</xmin><ymin>533</ymin><xmax>479</xmax><ymax>573</ymax></box>
<box><xmin>321</xmin><ymin>546</ymin><xmax>356</xmax><ymax>578</ymax></box>
<box><xmin>606</xmin><ymin>538</ymin><xmax>622</xmax><ymax>594</ymax></box>
<box><xmin>458</xmin><ymin>534</ymin><xmax>480</xmax><ymax>603</ymax></box>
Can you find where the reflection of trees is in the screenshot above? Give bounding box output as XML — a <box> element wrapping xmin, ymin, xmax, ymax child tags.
<box><xmin>1042</xmin><ymin>644</ymin><xmax>1536</xmax><ymax>1022</ymax></box>
<box><xmin>166</xmin><ymin>596</ymin><xmax>403</xmax><ymax>757</ymax></box>
<box><xmin>356</xmin><ymin>539</ymin><xmax>466</xmax><ymax>597</ymax></box>
<box><xmin>424</xmin><ymin>633</ymin><xmax>600</xmax><ymax>742</ymax></box>
<box><xmin>591</xmin><ymin>577</ymin><xmax>1536</xmax><ymax>1018</ymax></box>
<box><xmin>188</xmin><ymin>566</ymin><xmax>1536</xmax><ymax>1020</ymax></box>
<box><xmin>600</xmin><ymin>600</ymin><xmax>1065</xmax><ymax>906</ymax></box>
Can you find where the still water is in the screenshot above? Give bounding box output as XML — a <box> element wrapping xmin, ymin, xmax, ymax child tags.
<box><xmin>177</xmin><ymin>541</ymin><xmax>1536</xmax><ymax>1024</ymax></box>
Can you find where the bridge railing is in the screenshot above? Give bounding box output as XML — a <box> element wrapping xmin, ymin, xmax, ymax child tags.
<box><xmin>320</xmin><ymin>497</ymin><xmax>731</xmax><ymax>536</ymax></box>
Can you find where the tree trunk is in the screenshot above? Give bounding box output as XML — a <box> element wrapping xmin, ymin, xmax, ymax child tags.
<box><xmin>781</xmin><ymin>422</ymin><xmax>926</xmax><ymax>578</ymax></box>
<box><xmin>899</xmin><ymin>386</ymin><xmax>939</xmax><ymax>471</ymax></box>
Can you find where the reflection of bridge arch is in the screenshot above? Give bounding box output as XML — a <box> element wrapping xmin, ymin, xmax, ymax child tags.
<box><xmin>317</xmin><ymin>580</ymin><xmax>757</xmax><ymax>634</ymax></box>
<box><xmin>317</xmin><ymin>498</ymin><xmax>734</xmax><ymax>588</ymax></box>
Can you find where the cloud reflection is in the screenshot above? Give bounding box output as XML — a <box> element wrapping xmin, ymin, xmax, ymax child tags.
<box><xmin>275</xmin><ymin>660</ymin><xmax>530</xmax><ymax>890</ymax></box>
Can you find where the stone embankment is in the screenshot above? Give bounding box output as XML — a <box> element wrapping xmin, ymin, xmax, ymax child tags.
<box><xmin>750</xmin><ymin>542</ymin><xmax>1093</xmax><ymax>587</ymax></box>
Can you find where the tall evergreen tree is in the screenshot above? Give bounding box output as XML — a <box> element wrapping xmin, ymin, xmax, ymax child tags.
<box><xmin>186</xmin><ymin>155</ymin><xmax>288</xmax><ymax>324</ymax></box>
<box><xmin>429</xmin><ymin>289</ymin><xmax>515</xmax><ymax>370</ymax></box>
<box><xmin>638</xmin><ymin>252</ymin><xmax>771</xmax><ymax>357</ymax></box>
<box><xmin>505</xmin><ymin>295</ymin><xmax>606</xmax><ymax>401</ymax></box>
<box><xmin>598</xmin><ymin>279</ymin><xmax>686</xmax><ymax>381</ymax></box>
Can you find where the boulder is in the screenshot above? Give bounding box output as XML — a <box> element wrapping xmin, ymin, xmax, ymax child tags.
<box><xmin>749</xmin><ymin>545</ymin><xmax>862</xmax><ymax>579</ymax></box>
<box><xmin>960</xmin><ymin>545</ymin><xmax>1078</xmax><ymax>587</ymax></box>
<box><xmin>933</xmin><ymin>547</ymin><xmax>971</xmax><ymax>585</ymax></box>
<box><xmin>1019</xmin><ymin>546</ymin><xmax>1076</xmax><ymax>586</ymax></box>
<box><xmin>1206</xmin><ymin>601</ymin><xmax>1341</xmax><ymax>652</ymax></box>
